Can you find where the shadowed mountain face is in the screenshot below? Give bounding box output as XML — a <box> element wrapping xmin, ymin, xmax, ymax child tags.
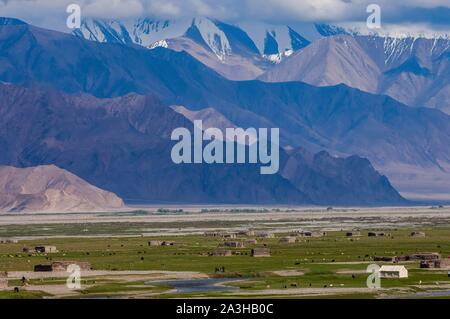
<box><xmin>282</xmin><ymin>149</ymin><xmax>405</xmax><ymax>205</ymax></box>
<box><xmin>0</xmin><ymin>165</ymin><xmax>124</xmax><ymax>212</ymax></box>
<box><xmin>0</xmin><ymin>20</ymin><xmax>223</xmax><ymax>99</ymax></box>
<box><xmin>260</xmin><ymin>35</ymin><xmax>450</xmax><ymax>114</ymax></box>
<box><xmin>0</xmin><ymin>83</ymin><xmax>405</xmax><ymax>205</ymax></box>
<box><xmin>0</xmin><ymin>83</ymin><xmax>308</xmax><ymax>204</ymax></box>
<box><xmin>0</xmin><ymin>21</ymin><xmax>448</xmax><ymax>199</ymax></box>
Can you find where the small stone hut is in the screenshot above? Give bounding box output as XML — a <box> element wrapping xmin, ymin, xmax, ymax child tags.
<box><xmin>211</xmin><ymin>249</ymin><xmax>232</xmax><ymax>257</ymax></box>
<box><xmin>35</xmin><ymin>246</ymin><xmax>58</xmax><ymax>253</ymax></box>
<box><xmin>224</xmin><ymin>241</ymin><xmax>245</xmax><ymax>248</ymax></box>
<box><xmin>251</xmin><ymin>248</ymin><xmax>271</xmax><ymax>257</ymax></box>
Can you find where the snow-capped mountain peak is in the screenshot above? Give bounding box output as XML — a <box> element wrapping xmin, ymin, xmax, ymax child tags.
<box><xmin>74</xmin><ymin>19</ymin><xmax>133</xmax><ymax>44</ymax></box>
<box><xmin>191</xmin><ymin>18</ymin><xmax>232</xmax><ymax>60</ymax></box>
<box><xmin>73</xmin><ymin>17</ymin><xmax>314</xmax><ymax>63</ymax></box>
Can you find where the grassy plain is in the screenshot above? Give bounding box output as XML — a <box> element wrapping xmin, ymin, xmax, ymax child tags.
<box><xmin>1</xmin><ymin>216</ymin><xmax>449</xmax><ymax>299</ymax></box>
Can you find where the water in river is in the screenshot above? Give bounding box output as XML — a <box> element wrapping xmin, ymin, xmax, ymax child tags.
<box><xmin>146</xmin><ymin>278</ymin><xmax>239</xmax><ymax>293</ymax></box>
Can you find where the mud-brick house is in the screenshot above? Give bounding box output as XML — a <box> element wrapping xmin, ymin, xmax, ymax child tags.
<box><xmin>0</xmin><ymin>272</ymin><xmax>8</xmax><ymax>290</ymax></box>
<box><xmin>441</xmin><ymin>257</ymin><xmax>450</xmax><ymax>269</ymax></box>
<box><xmin>148</xmin><ymin>240</ymin><xmax>164</xmax><ymax>246</ymax></box>
<box><xmin>256</xmin><ymin>232</ymin><xmax>275</xmax><ymax>239</ymax></box>
<box><xmin>408</xmin><ymin>252</ymin><xmax>441</xmax><ymax>261</ymax></box>
<box><xmin>368</xmin><ymin>232</ymin><xmax>388</xmax><ymax>237</ymax></box>
<box><xmin>290</xmin><ymin>231</ymin><xmax>312</xmax><ymax>237</ymax></box>
<box><xmin>35</xmin><ymin>246</ymin><xmax>58</xmax><ymax>253</ymax></box>
<box><xmin>224</xmin><ymin>241</ymin><xmax>245</xmax><ymax>248</ymax></box>
<box><xmin>34</xmin><ymin>264</ymin><xmax>53</xmax><ymax>272</ymax></box>
<box><xmin>204</xmin><ymin>231</ymin><xmax>222</xmax><ymax>237</ymax></box>
<box><xmin>279</xmin><ymin>237</ymin><xmax>296</xmax><ymax>244</ymax></box>
<box><xmin>410</xmin><ymin>231</ymin><xmax>426</xmax><ymax>238</ymax></box>
<box><xmin>148</xmin><ymin>241</ymin><xmax>175</xmax><ymax>246</ymax></box>
<box><xmin>373</xmin><ymin>256</ymin><xmax>397</xmax><ymax>262</ymax></box>
<box><xmin>0</xmin><ymin>238</ymin><xmax>18</xmax><ymax>244</ymax></box>
<box><xmin>346</xmin><ymin>231</ymin><xmax>361</xmax><ymax>237</ymax></box>
<box><xmin>211</xmin><ymin>249</ymin><xmax>232</xmax><ymax>257</ymax></box>
<box><xmin>34</xmin><ymin>261</ymin><xmax>91</xmax><ymax>272</ymax></box>
<box><xmin>222</xmin><ymin>233</ymin><xmax>237</xmax><ymax>239</ymax></box>
<box><xmin>420</xmin><ymin>260</ymin><xmax>441</xmax><ymax>269</ymax></box>
<box><xmin>251</xmin><ymin>248</ymin><xmax>271</xmax><ymax>257</ymax></box>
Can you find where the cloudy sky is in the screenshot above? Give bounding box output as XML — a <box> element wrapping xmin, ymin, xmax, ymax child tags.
<box><xmin>0</xmin><ymin>0</ymin><xmax>449</xmax><ymax>33</ymax></box>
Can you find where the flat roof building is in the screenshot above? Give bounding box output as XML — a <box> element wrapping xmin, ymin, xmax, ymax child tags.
<box><xmin>0</xmin><ymin>272</ymin><xmax>7</xmax><ymax>290</ymax></box>
<box><xmin>368</xmin><ymin>232</ymin><xmax>388</xmax><ymax>237</ymax></box>
<box><xmin>411</xmin><ymin>231</ymin><xmax>426</xmax><ymax>237</ymax></box>
<box><xmin>408</xmin><ymin>253</ymin><xmax>440</xmax><ymax>261</ymax></box>
<box><xmin>224</xmin><ymin>241</ymin><xmax>245</xmax><ymax>248</ymax></box>
<box><xmin>34</xmin><ymin>261</ymin><xmax>91</xmax><ymax>272</ymax></box>
<box><xmin>222</xmin><ymin>233</ymin><xmax>237</xmax><ymax>239</ymax></box>
<box><xmin>279</xmin><ymin>237</ymin><xmax>296</xmax><ymax>244</ymax></box>
<box><xmin>379</xmin><ymin>265</ymin><xmax>408</xmax><ymax>279</ymax></box>
<box><xmin>211</xmin><ymin>249</ymin><xmax>232</xmax><ymax>257</ymax></box>
<box><xmin>251</xmin><ymin>248</ymin><xmax>271</xmax><ymax>257</ymax></box>
<box><xmin>0</xmin><ymin>238</ymin><xmax>18</xmax><ymax>244</ymax></box>
<box><xmin>256</xmin><ymin>232</ymin><xmax>275</xmax><ymax>239</ymax></box>
<box><xmin>148</xmin><ymin>241</ymin><xmax>175</xmax><ymax>246</ymax></box>
<box><xmin>35</xmin><ymin>246</ymin><xmax>58</xmax><ymax>253</ymax></box>
<box><xmin>346</xmin><ymin>231</ymin><xmax>361</xmax><ymax>237</ymax></box>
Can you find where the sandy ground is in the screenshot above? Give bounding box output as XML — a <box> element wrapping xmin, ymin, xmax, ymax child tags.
<box><xmin>7</xmin><ymin>270</ymin><xmax>207</xmax><ymax>280</ymax></box>
<box><xmin>230</xmin><ymin>287</ymin><xmax>376</xmax><ymax>297</ymax></box>
<box><xmin>271</xmin><ymin>270</ymin><xmax>305</xmax><ymax>276</ymax></box>
<box><xmin>1</xmin><ymin>206</ymin><xmax>449</xmax><ymax>239</ymax></box>
<box><xmin>4</xmin><ymin>270</ymin><xmax>208</xmax><ymax>297</ymax></box>
<box><xmin>24</xmin><ymin>284</ymin><xmax>93</xmax><ymax>296</ymax></box>
<box><xmin>1</xmin><ymin>206</ymin><xmax>450</xmax><ymax>225</ymax></box>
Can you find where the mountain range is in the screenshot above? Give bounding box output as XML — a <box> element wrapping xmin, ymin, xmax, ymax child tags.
<box><xmin>0</xmin><ymin>82</ymin><xmax>405</xmax><ymax>205</ymax></box>
<box><xmin>0</xmin><ymin>17</ymin><xmax>449</xmax><ymax>205</ymax></box>
<box><xmin>73</xmin><ymin>17</ymin><xmax>316</xmax><ymax>80</ymax></box>
<box><xmin>261</xmin><ymin>35</ymin><xmax>450</xmax><ymax>114</ymax></box>
<box><xmin>73</xmin><ymin>17</ymin><xmax>450</xmax><ymax>115</ymax></box>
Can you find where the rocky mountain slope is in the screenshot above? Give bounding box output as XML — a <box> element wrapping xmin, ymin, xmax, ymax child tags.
<box><xmin>260</xmin><ymin>34</ymin><xmax>450</xmax><ymax>114</ymax></box>
<box><xmin>0</xmin><ymin>83</ymin><xmax>405</xmax><ymax>205</ymax></box>
<box><xmin>71</xmin><ymin>16</ymin><xmax>449</xmax><ymax>112</ymax></box>
<box><xmin>0</xmin><ymin>165</ymin><xmax>124</xmax><ymax>212</ymax></box>
<box><xmin>72</xmin><ymin>17</ymin><xmax>313</xmax><ymax>80</ymax></box>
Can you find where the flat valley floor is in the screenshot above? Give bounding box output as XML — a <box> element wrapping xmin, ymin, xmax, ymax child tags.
<box><xmin>1</xmin><ymin>206</ymin><xmax>450</xmax><ymax>299</ymax></box>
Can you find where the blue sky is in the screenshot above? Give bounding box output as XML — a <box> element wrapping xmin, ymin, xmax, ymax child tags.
<box><xmin>0</xmin><ymin>0</ymin><xmax>449</xmax><ymax>33</ymax></box>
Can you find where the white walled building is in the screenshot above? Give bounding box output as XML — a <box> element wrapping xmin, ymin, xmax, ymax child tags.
<box><xmin>379</xmin><ymin>265</ymin><xmax>408</xmax><ymax>279</ymax></box>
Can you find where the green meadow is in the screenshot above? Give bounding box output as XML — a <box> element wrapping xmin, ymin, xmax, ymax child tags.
<box><xmin>0</xmin><ymin>224</ymin><xmax>449</xmax><ymax>298</ymax></box>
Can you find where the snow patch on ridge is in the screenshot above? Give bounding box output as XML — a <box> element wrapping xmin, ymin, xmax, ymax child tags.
<box><xmin>193</xmin><ymin>18</ymin><xmax>232</xmax><ymax>60</ymax></box>
<box><xmin>149</xmin><ymin>39</ymin><xmax>169</xmax><ymax>49</ymax></box>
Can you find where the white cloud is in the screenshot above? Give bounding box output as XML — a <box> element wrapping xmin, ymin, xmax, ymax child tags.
<box><xmin>84</xmin><ymin>0</ymin><xmax>144</xmax><ymax>18</ymax></box>
<box><xmin>0</xmin><ymin>0</ymin><xmax>448</xmax><ymax>31</ymax></box>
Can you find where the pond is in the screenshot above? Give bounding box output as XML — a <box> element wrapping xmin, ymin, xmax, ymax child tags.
<box><xmin>413</xmin><ymin>289</ymin><xmax>450</xmax><ymax>298</ymax></box>
<box><xmin>146</xmin><ymin>278</ymin><xmax>240</xmax><ymax>293</ymax></box>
